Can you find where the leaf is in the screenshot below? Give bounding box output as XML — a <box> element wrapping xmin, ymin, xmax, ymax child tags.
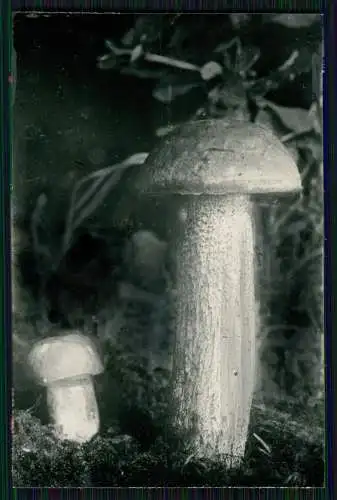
<box><xmin>280</xmin><ymin>47</ymin><xmax>314</xmax><ymax>76</ymax></box>
<box><xmin>208</xmin><ymin>71</ymin><xmax>246</xmax><ymax>108</ymax></box>
<box><xmin>254</xmin><ymin>109</ymin><xmax>299</xmax><ymax>162</ymax></box>
<box><xmin>121</xmin><ymin>28</ymin><xmax>136</xmax><ymax>47</ymax></box>
<box><xmin>122</xmin><ymin>152</ymin><xmax>149</xmax><ymax>166</ymax></box>
<box><xmin>249</xmin><ymin>45</ymin><xmax>315</xmax><ymax>99</ymax></box>
<box><xmin>152</xmin><ymin>84</ymin><xmax>197</xmax><ymax>103</ymax></box>
<box><xmin>153</xmin><ymin>83</ymin><xmax>200</xmax><ymax>103</ymax></box>
<box><xmin>286</xmin><ymin>220</ymin><xmax>308</xmax><ymax>236</ymax></box>
<box><xmin>155</xmin><ymin>124</ymin><xmax>178</xmax><ymax>137</ymax></box>
<box><xmin>153</xmin><ymin>74</ymin><xmax>201</xmax><ymax>103</ymax></box>
<box><xmin>63</xmin><ymin>154</ymin><xmax>148</xmax><ymax>253</ymax></box>
<box><xmin>248</xmin><ymin>75</ymin><xmax>280</xmax><ymax>98</ymax></box>
<box><xmin>256</xmin><ymin>98</ymin><xmax>313</xmax><ymax>134</ymax></box>
<box><xmin>107</xmin><ymin>434</ymin><xmax>134</xmax><ymax>446</ymax></box>
<box><xmin>97</xmin><ymin>53</ymin><xmax>118</xmax><ymax>70</ymax></box>
<box><xmin>229</xmin><ymin>14</ymin><xmax>252</xmax><ymax>30</ymax></box>
<box><xmin>168</xmin><ymin>25</ymin><xmax>189</xmax><ymax>49</ymax></box>
<box><xmin>308</xmin><ymin>102</ymin><xmax>322</xmax><ymax>135</ymax></box>
<box><xmin>269</xmin><ymin>14</ymin><xmax>321</xmax><ymax>28</ymax></box>
<box><xmin>200</xmin><ymin>61</ymin><xmax>223</xmax><ymax>81</ymax></box>
<box><xmin>183</xmin><ymin>453</ymin><xmax>196</xmax><ymax>467</ymax></box>
<box><xmin>130</xmin><ymin>44</ymin><xmax>144</xmax><ymax>63</ymax></box>
<box><xmin>120</xmin><ymin>67</ymin><xmax>163</xmax><ymax>79</ymax></box>
<box><xmin>214</xmin><ymin>37</ymin><xmax>241</xmax><ymax>71</ymax></box>
<box><xmin>105</xmin><ymin>39</ymin><xmax>130</xmax><ymax>56</ymax></box>
<box><xmin>298</xmin><ymin>134</ymin><xmax>323</xmax><ymax>164</ymax></box>
<box><xmin>132</xmin><ymin>15</ymin><xmax>164</xmax><ymax>45</ymax></box>
<box><xmin>234</xmin><ymin>45</ymin><xmax>261</xmax><ymax>75</ymax></box>
<box><xmin>214</xmin><ymin>38</ymin><xmax>260</xmax><ymax>76</ymax></box>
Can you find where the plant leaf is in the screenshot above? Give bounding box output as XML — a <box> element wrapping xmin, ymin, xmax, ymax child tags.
<box><xmin>155</xmin><ymin>124</ymin><xmax>178</xmax><ymax>137</ymax></box>
<box><xmin>153</xmin><ymin>74</ymin><xmax>201</xmax><ymax>103</ymax></box>
<box><xmin>208</xmin><ymin>72</ymin><xmax>246</xmax><ymax>108</ymax></box>
<box><xmin>229</xmin><ymin>14</ymin><xmax>252</xmax><ymax>30</ymax></box>
<box><xmin>153</xmin><ymin>83</ymin><xmax>200</xmax><ymax>103</ymax></box>
<box><xmin>130</xmin><ymin>44</ymin><xmax>144</xmax><ymax>63</ymax></box>
<box><xmin>235</xmin><ymin>45</ymin><xmax>261</xmax><ymax>75</ymax></box>
<box><xmin>200</xmin><ymin>61</ymin><xmax>223</xmax><ymax>81</ymax></box>
<box><xmin>252</xmin><ymin>433</ymin><xmax>272</xmax><ymax>455</ymax></box>
<box><xmin>132</xmin><ymin>15</ymin><xmax>164</xmax><ymax>45</ymax></box>
<box><xmin>286</xmin><ymin>220</ymin><xmax>309</xmax><ymax>236</ymax></box>
<box><xmin>121</xmin><ymin>28</ymin><xmax>136</xmax><ymax>47</ymax></box>
<box><xmin>123</xmin><ymin>152</ymin><xmax>149</xmax><ymax>166</ymax></box>
<box><xmin>256</xmin><ymin>98</ymin><xmax>313</xmax><ymax>134</ymax></box>
<box><xmin>168</xmin><ymin>25</ymin><xmax>189</xmax><ymax>49</ymax></box>
<box><xmin>269</xmin><ymin>14</ymin><xmax>321</xmax><ymax>28</ymax></box>
<box><xmin>120</xmin><ymin>67</ymin><xmax>163</xmax><ymax>79</ymax></box>
<box><xmin>97</xmin><ymin>53</ymin><xmax>118</xmax><ymax>70</ymax></box>
<box><xmin>254</xmin><ymin>108</ymin><xmax>299</xmax><ymax>162</ymax></box>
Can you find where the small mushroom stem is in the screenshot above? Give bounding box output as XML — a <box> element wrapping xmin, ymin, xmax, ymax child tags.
<box><xmin>47</xmin><ymin>375</ymin><xmax>100</xmax><ymax>443</ymax></box>
<box><xmin>171</xmin><ymin>194</ymin><xmax>256</xmax><ymax>465</ymax></box>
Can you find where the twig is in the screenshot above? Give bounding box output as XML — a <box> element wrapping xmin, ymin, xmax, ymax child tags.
<box><xmin>102</xmin><ymin>40</ymin><xmax>200</xmax><ymax>72</ymax></box>
<box><xmin>145</xmin><ymin>52</ymin><xmax>200</xmax><ymax>72</ymax></box>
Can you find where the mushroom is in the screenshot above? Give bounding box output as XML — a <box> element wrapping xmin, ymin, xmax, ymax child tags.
<box><xmin>126</xmin><ymin>119</ymin><xmax>301</xmax><ymax>464</ymax></box>
<box><xmin>28</xmin><ymin>332</ymin><xmax>103</xmax><ymax>443</ymax></box>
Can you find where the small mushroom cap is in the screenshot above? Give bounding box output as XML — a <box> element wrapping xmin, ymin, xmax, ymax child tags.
<box><xmin>28</xmin><ymin>333</ymin><xmax>103</xmax><ymax>385</ymax></box>
<box><xmin>131</xmin><ymin>119</ymin><xmax>301</xmax><ymax>196</ymax></box>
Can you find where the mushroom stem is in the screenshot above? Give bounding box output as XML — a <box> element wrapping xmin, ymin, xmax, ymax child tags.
<box><xmin>122</xmin><ymin>118</ymin><xmax>301</xmax><ymax>464</ymax></box>
<box><xmin>47</xmin><ymin>376</ymin><xmax>100</xmax><ymax>443</ymax></box>
<box><xmin>171</xmin><ymin>195</ymin><xmax>256</xmax><ymax>465</ymax></box>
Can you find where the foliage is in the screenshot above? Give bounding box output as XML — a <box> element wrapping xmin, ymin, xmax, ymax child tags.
<box><xmin>97</xmin><ymin>14</ymin><xmax>321</xmax><ymax>116</ymax></box>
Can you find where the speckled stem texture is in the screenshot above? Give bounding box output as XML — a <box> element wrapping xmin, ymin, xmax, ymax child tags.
<box><xmin>47</xmin><ymin>376</ymin><xmax>100</xmax><ymax>443</ymax></box>
<box><xmin>171</xmin><ymin>195</ymin><xmax>256</xmax><ymax>464</ymax></box>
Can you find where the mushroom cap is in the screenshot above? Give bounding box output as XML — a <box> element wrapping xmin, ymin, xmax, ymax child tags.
<box><xmin>131</xmin><ymin>119</ymin><xmax>302</xmax><ymax>196</ymax></box>
<box><xmin>28</xmin><ymin>333</ymin><xmax>103</xmax><ymax>385</ymax></box>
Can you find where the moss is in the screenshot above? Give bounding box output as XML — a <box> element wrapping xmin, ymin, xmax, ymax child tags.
<box><xmin>13</xmin><ymin>385</ymin><xmax>324</xmax><ymax>487</ymax></box>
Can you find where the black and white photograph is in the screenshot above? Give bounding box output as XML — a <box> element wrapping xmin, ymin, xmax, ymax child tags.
<box><xmin>11</xmin><ymin>12</ymin><xmax>324</xmax><ymax>487</ymax></box>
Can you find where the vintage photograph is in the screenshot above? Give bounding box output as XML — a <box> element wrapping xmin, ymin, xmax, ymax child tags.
<box><xmin>12</xmin><ymin>13</ymin><xmax>324</xmax><ymax>486</ymax></box>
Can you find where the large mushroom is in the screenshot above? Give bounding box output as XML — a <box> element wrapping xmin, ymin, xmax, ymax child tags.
<box><xmin>28</xmin><ymin>332</ymin><xmax>103</xmax><ymax>443</ymax></box>
<box><xmin>126</xmin><ymin>119</ymin><xmax>302</xmax><ymax>464</ymax></box>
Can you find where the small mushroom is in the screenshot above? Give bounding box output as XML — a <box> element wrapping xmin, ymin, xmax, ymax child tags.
<box><xmin>28</xmin><ymin>332</ymin><xmax>103</xmax><ymax>443</ymax></box>
<box><xmin>126</xmin><ymin>119</ymin><xmax>301</xmax><ymax>464</ymax></box>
